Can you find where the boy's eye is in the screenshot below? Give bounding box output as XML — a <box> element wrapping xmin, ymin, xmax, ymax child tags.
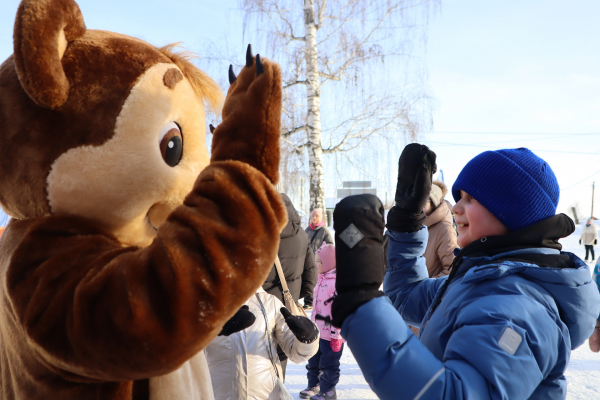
<box><xmin>159</xmin><ymin>122</ymin><xmax>183</xmax><ymax>167</ymax></box>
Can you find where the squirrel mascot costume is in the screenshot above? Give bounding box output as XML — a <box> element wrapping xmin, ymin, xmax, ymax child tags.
<box><xmin>0</xmin><ymin>0</ymin><xmax>287</xmax><ymax>399</ymax></box>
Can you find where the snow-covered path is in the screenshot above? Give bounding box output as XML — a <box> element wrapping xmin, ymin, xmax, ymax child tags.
<box><xmin>286</xmin><ymin>222</ymin><xmax>600</xmax><ymax>399</ymax></box>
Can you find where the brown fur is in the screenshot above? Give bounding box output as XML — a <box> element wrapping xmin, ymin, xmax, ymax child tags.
<box><xmin>211</xmin><ymin>57</ymin><xmax>282</xmax><ymax>184</ymax></box>
<box><xmin>0</xmin><ymin>0</ymin><xmax>286</xmax><ymax>399</ymax></box>
<box><xmin>163</xmin><ymin>68</ymin><xmax>183</xmax><ymax>89</ymax></box>
<box><xmin>0</xmin><ymin>162</ymin><xmax>285</xmax><ymax>399</ymax></box>
<box><xmin>13</xmin><ymin>0</ymin><xmax>87</xmax><ymax>109</ymax></box>
<box><xmin>0</xmin><ymin>30</ymin><xmax>171</xmax><ymax>219</ymax></box>
<box><xmin>158</xmin><ymin>44</ymin><xmax>223</xmax><ymax>113</ymax></box>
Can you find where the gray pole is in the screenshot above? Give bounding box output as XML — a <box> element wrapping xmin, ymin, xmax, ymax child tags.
<box><xmin>592</xmin><ymin>182</ymin><xmax>595</xmax><ymax>220</ymax></box>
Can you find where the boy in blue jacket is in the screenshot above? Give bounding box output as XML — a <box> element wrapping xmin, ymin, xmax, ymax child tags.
<box><xmin>330</xmin><ymin>145</ymin><xmax>600</xmax><ymax>400</ymax></box>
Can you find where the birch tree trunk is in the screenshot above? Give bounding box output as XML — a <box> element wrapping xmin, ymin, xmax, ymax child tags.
<box><xmin>304</xmin><ymin>0</ymin><xmax>325</xmax><ymax>211</ymax></box>
<box><xmin>238</xmin><ymin>0</ymin><xmax>436</xmax><ymax>215</ymax></box>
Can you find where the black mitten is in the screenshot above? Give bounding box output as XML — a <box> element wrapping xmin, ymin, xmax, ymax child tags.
<box><xmin>595</xmin><ymin>239</ymin><xmax>598</xmax><ymax>245</ymax></box>
<box><xmin>387</xmin><ymin>143</ymin><xmax>437</xmax><ymax>233</ymax></box>
<box><xmin>331</xmin><ymin>194</ymin><xmax>386</xmax><ymax>328</ymax></box>
<box><xmin>218</xmin><ymin>305</ymin><xmax>256</xmax><ymax>336</ymax></box>
<box><xmin>580</xmin><ymin>240</ymin><xmax>582</xmax><ymax>245</ymax></box>
<box><xmin>280</xmin><ymin>307</ymin><xmax>319</xmax><ymax>343</ymax></box>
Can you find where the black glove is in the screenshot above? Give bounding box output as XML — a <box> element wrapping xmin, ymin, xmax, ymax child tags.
<box><xmin>580</xmin><ymin>240</ymin><xmax>582</xmax><ymax>245</ymax></box>
<box><xmin>218</xmin><ymin>305</ymin><xmax>256</xmax><ymax>336</ymax></box>
<box><xmin>595</xmin><ymin>240</ymin><xmax>597</xmax><ymax>245</ymax></box>
<box><xmin>280</xmin><ymin>307</ymin><xmax>319</xmax><ymax>343</ymax></box>
<box><xmin>387</xmin><ymin>143</ymin><xmax>437</xmax><ymax>233</ymax></box>
<box><xmin>330</xmin><ymin>194</ymin><xmax>386</xmax><ymax>328</ymax></box>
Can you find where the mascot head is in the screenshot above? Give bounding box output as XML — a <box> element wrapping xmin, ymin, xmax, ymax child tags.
<box><xmin>0</xmin><ymin>0</ymin><xmax>223</xmax><ymax>246</ymax></box>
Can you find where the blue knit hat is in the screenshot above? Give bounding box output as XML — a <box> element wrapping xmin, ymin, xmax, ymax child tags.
<box><xmin>452</xmin><ymin>148</ymin><xmax>559</xmax><ymax>231</ymax></box>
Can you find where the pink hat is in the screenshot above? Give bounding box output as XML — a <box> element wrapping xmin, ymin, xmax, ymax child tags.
<box><xmin>316</xmin><ymin>243</ymin><xmax>336</xmax><ymax>273</ymax></box>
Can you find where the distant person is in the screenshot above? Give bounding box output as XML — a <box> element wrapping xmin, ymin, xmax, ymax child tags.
<box><xmin>206</xmin><ymin>288</ymin><xmax>319</xmax><ymax>400</ymax></box>
<box><xmin>300</xmin><ymin>244</ymin><xmax>344</xmax><ymax>400</ymax></box>
<box><xmin>423</xmin><ymin>181</ymin><xmax>458</xmax><ymax>277</ymax></box>
<box><xmin>263</xmin><ymin>193</ymin><xmax>316</xmax><ymax>378</ymax></box>
<box><xmin>305</xmin><ymin>208</ymin><xmax>333</xmax><ymax>310</ymax></box>
<box><xmin>580</xmin><ymin>219</ymin><xmax>598</xmax><ymax>261</ymax></box>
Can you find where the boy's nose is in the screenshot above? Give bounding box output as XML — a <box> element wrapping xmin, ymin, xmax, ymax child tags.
<box><xmin>452</xmin><ymin>203</ymin><xmax>461</xmax><ymax>215</ymax></box>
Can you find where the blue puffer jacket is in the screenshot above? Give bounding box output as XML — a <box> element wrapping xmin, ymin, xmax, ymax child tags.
<box><xmin>594</xmin><ymin>261</ymin><xmax>600</xmax><ymax>312</ymax></box>
<box><xmin>341</xmin><ymin>227</ymin><xmax>600</xmax><ymax>400</ymax></box>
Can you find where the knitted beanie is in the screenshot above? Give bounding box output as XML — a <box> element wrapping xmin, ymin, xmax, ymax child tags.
<box><xmin>452</xmin><ymin>148</ymin><xmax>559</xmax><ymax>231</ymax></box>
<box><xmin>315</xmin><ymin>243</ymin><xmax>336</xmax><ymax>273</ymax></box>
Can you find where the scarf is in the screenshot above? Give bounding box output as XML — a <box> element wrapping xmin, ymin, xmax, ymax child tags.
<box><xmin>310</xmin><ymin>221</ymin><xmax>325</xmax><ymax>229</ymax></box>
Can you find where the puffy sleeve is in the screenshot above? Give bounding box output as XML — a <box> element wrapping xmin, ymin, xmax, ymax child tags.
<box><xmin>384</xmin><ymin>227</ymin><xmax>446</xmax><ymax>328</ymax></box>
<box><xmin>268</xmin><ymin>295</ymin><xmax>319</xmax><ymax>363</ymax></box>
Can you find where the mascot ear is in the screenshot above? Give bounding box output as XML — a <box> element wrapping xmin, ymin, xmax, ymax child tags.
<box><xmin>13</xmin><ymin>0</ymin><xmax>86</xmax><ymax>109</ymax></box>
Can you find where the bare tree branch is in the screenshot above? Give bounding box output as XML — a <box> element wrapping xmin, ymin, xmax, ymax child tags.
<box><xmin>237</xmin><ymin>0</ymin><xmax>437</xmax><ymax>212</ymax></box>
<box><xmin>283</xmin><ymin>80</ymin><xmax>307</xmax><ymax>90</ymax></box>
<box><xmin>282</xmin><ymin>125</ymin><xmax>308</xmax><ymax>138</ymax></box>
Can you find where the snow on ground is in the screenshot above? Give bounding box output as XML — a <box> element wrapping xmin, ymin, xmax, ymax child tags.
<box><xmin>287</xmin><ymin>221</ymin><xmax>600</xmax><ymax>399</ymax></box>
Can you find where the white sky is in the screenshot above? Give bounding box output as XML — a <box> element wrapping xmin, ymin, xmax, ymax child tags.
<box><xmin>1</xmin><ymin>0</ymin><xmax>599</xmax><ymax>218</ymax></box>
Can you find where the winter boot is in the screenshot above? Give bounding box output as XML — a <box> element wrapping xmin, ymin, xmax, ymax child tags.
<box><xmin>299</xmin><ymin>386</ymin><xmax>320</xmax><ymax>399</ymax></box>
<box><xmin>310</xmin><ymin>389</ymin><xmax>337</xmax><ymax>400</ymax></box>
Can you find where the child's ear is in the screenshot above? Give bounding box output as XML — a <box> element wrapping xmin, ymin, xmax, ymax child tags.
<box><xmin>13</xmin><ymin>0</ymin><xmax>86</xmax><ymax>109</ymax></box>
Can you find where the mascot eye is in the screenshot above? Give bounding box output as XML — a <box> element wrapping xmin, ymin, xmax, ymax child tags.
<box><xmin>159</xmin><ymin>122</ymin><xmax>183</xmax><ymax>167</ymax></box>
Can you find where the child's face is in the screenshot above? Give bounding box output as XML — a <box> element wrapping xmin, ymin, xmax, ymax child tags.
<box><xmin>316</xmin><ymin>255</ymin><xmax>324</xmax><ymax>274</ymax></box>
<box><xmin>452</xmin><ymin>191</ymin><xmax>509</xmax><ymax>248</ymax></box>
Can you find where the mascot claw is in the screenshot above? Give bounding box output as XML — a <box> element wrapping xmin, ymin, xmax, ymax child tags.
<box><xmin>228</xmin><ymin>64</ymin><xmax>236</xmax><ymax>84</ymax></box>
<box><xmin>246</xmin><ymin>44</ymin><xmax>253</xmax><ymax>67</ymax></box>
<box><xmin>256</xmin><ymin>54</ymin><xmax>264</xmax><ymax>76</ymax></box>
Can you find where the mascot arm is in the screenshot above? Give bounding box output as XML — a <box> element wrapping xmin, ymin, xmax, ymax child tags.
<box><xmin>211</xmin><ymin>47</ymin><xmax>282</xmax><ymax>185</ymax></box>
<box><xmin>5</xmin><ymin>127</ymin><xmax>286</xmax><ymax>382</ymax></box>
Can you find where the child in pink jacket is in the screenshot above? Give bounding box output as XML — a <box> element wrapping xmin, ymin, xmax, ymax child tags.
<box><xmin>300</xmin><ymin>244</ymin><xmax>344</xmax><ymax>400</ymax></box>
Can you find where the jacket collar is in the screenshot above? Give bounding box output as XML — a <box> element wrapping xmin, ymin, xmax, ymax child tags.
<box><xmin>449</xmin><ymin>214</ymin><xmax>574</xmax><ymax>280</ymax></box>
<box><xmin>428</xmin><ymin>214</ymin><xmax>576</xmax><ymax>318</ymax></box>
<box><xmin>319</xmin><ymin>269</ymin><xmax>336</xmax><ymax>278</ymax></box>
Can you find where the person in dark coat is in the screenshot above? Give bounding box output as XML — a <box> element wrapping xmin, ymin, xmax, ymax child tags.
<box><xmin>263</xmin><ymin>193</ymin><xmax>317</xmax><ymax>379</ymax></box>
<box><xmin>305</xmin><ymin>208</ymin><xmax>333</xmax><ymax>310</ymax></box>
<box><xmin>306</xmin><ymin>208</ymin><xmax>334</xmax><ymax>254</ymax></box>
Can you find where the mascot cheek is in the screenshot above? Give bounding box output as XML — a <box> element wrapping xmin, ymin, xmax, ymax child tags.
<box><xmin>46</xmin><ymin>62</ymin><xmax>209</xmax><ymax>247</ymax></box>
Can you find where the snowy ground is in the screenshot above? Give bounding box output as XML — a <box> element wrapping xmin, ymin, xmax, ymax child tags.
<box><xmin>287</xmin><ymin>222</ymin><xmax>600</xmax><ymax>399</ymax></box>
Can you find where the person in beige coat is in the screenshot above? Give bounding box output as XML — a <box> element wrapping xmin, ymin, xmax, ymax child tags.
<box><xmin>423</xmin><ymin>181</ymin><xmax>459</xmax><ymax>278</ymax></box>
<box><xmin>580</xmin><ymin>219</ymin><xmax>599</xmax><ymax>261</ymax></box>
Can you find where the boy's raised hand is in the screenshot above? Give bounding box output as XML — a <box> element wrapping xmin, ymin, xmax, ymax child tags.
<box><xmin>331</xmin><ymin>194</ymin><xmax>386</xmax><ymax>328</ymax></box>
<box><xmin>387</xmin><ymin>143</ymin><xmax>437</xmax><ymax>233</ymax></box>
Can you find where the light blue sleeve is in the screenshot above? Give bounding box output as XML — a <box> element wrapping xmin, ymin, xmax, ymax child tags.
<box><xmin>593</xmin><ymin>262</ymin><xmax>600</xmax><ymax>320</ymax></box>
<box><xmin>384</xmin><ymin>228</ymin><xmax>447</xmax><ymax>327</ymax></box>
<box><xmin>342</xmin><ymin>296</ymin><xmax>563</xmax><ymax>400</ymax></box>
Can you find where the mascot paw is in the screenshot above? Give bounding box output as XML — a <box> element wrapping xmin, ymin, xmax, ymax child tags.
<box><xmin>211</xmin><ymin>44</ymin><xmax>282</xmax><ymax>184</ymax></box>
